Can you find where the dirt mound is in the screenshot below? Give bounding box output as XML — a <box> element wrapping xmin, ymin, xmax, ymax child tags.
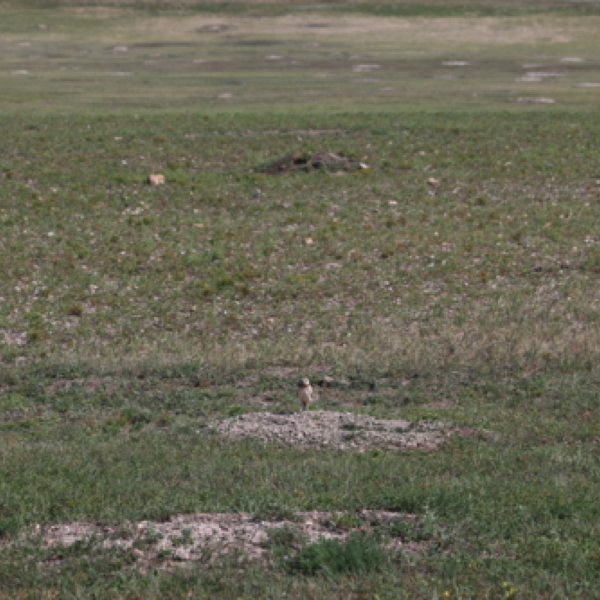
<box><xmin>30</xmin><ymin>509</ymin><xmax>428</xmax><ymax>569</ymax></box>
<box><xmin>209</xmin><ymin>410</ymin><xmax>451</xmax><ymax>451</ymax></box>
<box><xmin>256</xmin><ymin>151</ymin><xmax>364</xmax><ymax>174</ymax></box>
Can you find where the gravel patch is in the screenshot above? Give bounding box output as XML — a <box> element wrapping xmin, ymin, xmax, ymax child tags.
<box><xmin>27</xmin><ymin>509</ymin><xmax>426</xmax><ymax>569</ymax></box>
<box><xmin>209</xmin><ymin>410</ymin><xmax>452</xmax><ymax>451</ymax></box>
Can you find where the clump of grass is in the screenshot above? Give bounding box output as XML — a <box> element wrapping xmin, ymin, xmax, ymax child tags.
<box><xmin>263</xmin><ymin>524</ymin><xmax>307</xmax><ymax>551</ymax></box>
<box><xmin>377</xmin><ymin>513</ymin><xmax>438</xmax><ymax>543</ymax></box>
<box><xmin>340</xmin><ymin>423</ymin><xmax>363</xmax><ymax>432</ymax></box>
<box><xmin>170</xmin><ymin>528</ymin><xmax>194</xmax><ymax>547</ymax></box>
<box><xmin>132</xmin><ymin>528</ymin><xmax>164</xmax><ymax>550</ymax></box>
<box><xmin>283</xmin><ymin>532</ymin><xmax>387</xmax><ymax>576</ymax></box>
<box><xmin>330</xmin><ymin>511</ymin><xmax>364</xmax><ymax>531</ymax></box>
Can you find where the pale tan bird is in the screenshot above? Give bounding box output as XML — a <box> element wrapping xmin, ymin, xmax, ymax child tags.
<box><xmin>297</xmin><ymin>377</ymin><xmax>314</xmax><ymax>410</ymax></box>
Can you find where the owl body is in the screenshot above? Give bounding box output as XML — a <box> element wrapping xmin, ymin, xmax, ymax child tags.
<box><xmin>297</xmin><ymin>377</ymin><xmax>313</xmax><ymax>410</ymax></box>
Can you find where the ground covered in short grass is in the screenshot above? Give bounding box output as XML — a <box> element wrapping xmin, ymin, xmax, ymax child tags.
<box><xmin>2</xmin><ymin>1</ymin><xmax>600</xmax><ymax>598</ymax></box>
<box><xmin>2</xmin><ymin>109</ymin><xmax>600</xmax><ymax>599</ymax></box>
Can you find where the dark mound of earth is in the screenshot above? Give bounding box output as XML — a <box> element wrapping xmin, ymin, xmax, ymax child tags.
<box><xmin>256</xmin><ymin>151</ymin><xmax>365</xmax><ymax>174</ymax></box>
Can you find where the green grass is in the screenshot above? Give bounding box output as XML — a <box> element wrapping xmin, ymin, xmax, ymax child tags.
<box><xmin>3</xmin><ymin>108</ymin><xmax>600</xmax><ymax>599</ymax></box>
<box><xmin>283</xmin><ymin>532</ymin><xmax>388</xmax><ymax>576</ymax></box>
<box><xmin>2</xmin><ymin>1</ymin><xmax>600</xmax><ymax>598</ymax></box>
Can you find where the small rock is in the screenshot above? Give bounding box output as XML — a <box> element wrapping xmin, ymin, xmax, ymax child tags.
<box><xmin>147</xmin><ymin>174</ymin><xmax>165</xmax><ymax>186</ymax></box>
<box><xmin>352</xmin><ymin>64</ymin><xmax>380</xmax><ymax>72</ymax></box>
<box><xmin>516</xmin><ymin>97</ymin><xmax>555</xmax><ymax>104</ymax></box>
<box><xmin>172</xmin><ymin>548</ymin><xmax>192</xmax><ymax>561</ymax></box>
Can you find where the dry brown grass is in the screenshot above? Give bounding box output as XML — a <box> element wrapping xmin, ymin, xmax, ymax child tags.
<box><xmin>126</xmin><ymin>14</ymin><xmax>585</xmax><ymax>46</ymax></box>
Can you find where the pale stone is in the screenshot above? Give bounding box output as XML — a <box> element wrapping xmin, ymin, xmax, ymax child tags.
<box><xmin>147</xmin><ymin>174</ymin><xmax>165</xmax><ymax>186</ymax></box>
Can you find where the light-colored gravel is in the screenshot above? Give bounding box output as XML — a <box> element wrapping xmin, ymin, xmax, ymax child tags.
<box><xmin>30</xmin><ymin>509</ymin><xmax>426</xmax><ymax>568</ymax></box>
<box><xmin>209</xmin><ymin>410</ymin><xmax>453</xmax><ymax>451</ymax></box>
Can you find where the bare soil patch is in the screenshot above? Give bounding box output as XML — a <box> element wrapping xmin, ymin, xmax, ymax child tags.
<box><xmin>29</xmin><ymin>509</ymin><xmax>427</xmax><ymax>570</ymax></box>
<box><xmin>209</xmin><ymin>410</ymin><xmax>453</xmax><ymax>451</ymax></box>
<box><xmin>129</xmin><ymin>14</ymin><xmax>583</xmax><ymax>46</ymax></box>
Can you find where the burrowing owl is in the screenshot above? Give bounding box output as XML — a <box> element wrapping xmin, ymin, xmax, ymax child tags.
<box><xmin>297</xmin><ymin>377</ymin><xmax>313</xmax><ymax>410</ymax></box>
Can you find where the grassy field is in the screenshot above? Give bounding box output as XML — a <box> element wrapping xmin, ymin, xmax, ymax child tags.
<box><xmin>3</xmin><ymin>0</ymin><xmax>600</xmax><ymax>114</ymax></box>
<box><xmin>2</xmin><ymin>1</ymin><xmax>600</xmax><ymax>598</ymax></box>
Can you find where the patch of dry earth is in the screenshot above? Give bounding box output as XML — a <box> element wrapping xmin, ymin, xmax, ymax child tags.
<box><xmin>28</xmin><ymin>510</ymin><xmax>426</xmax><ymax>569</ymax></box>
<box><xmin>129</xmin><ymin>15</ymin><xmax>582</xmax><ymax>46</ymax></box>
<box><xmin>209</xmin><ymin>410</ymin><xmax>453</xmax><ymax>451</ymax></box>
